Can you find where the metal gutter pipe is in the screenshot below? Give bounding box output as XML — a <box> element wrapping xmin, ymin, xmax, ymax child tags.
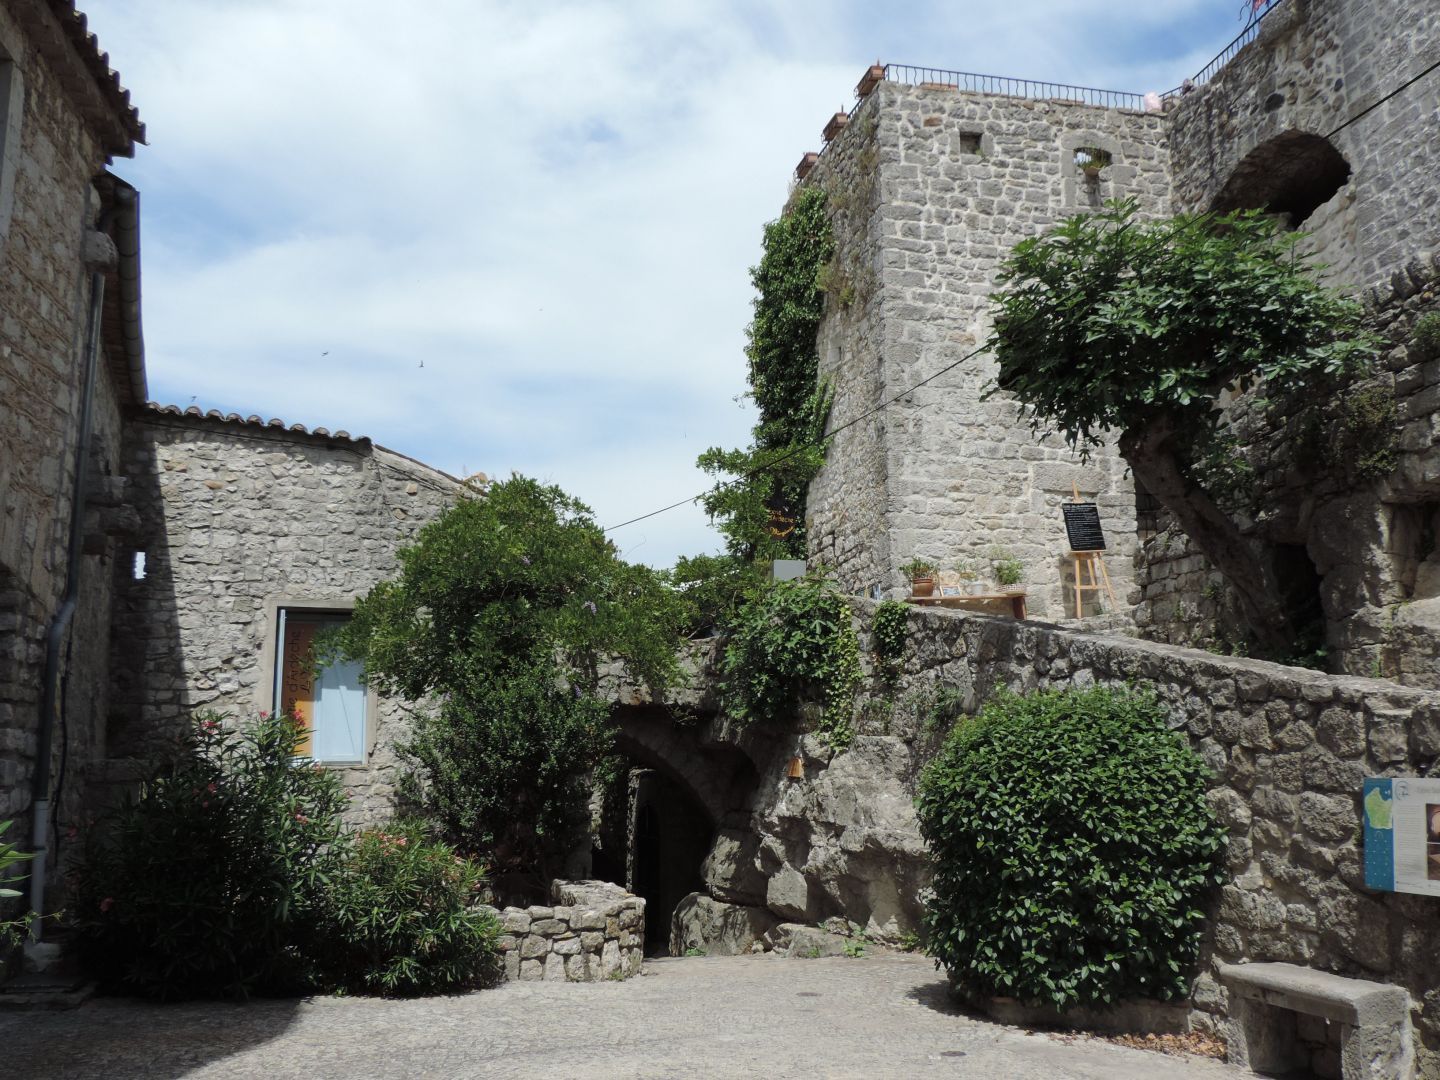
<box><xmin>28</xmin><ymin>218</ymin><xmax>116</xmax><ymax>944</ymax></box>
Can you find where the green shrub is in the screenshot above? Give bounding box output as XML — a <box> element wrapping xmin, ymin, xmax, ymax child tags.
<box><xmin>721</xmin><ymin>576</ymin><xmax>861</xmax><ymax>747</ymax></box>
<box><xmin>74</xmin><ymin>713</ymin><xmax>348</xmax><ymax>999</ymax></box>
<box><xmin>315</xmin><ymin>820</ymin><xmax>499</xmax><ymax>996</ymax></box>
<box><xmin>1414</xmin><ymin>312</ymin><xmax>1440</xmax><ymax>357</ymax></box>
<box><xmin>917</xmin><ymin>685</ymin><xmax>1225</xmax><ymax>1010</ymax></box>
<box><xmin>397</xmin><ymin>662</ymin><xmax>613</xmax><ymax>883</ymax></box>
<box><xmin>0</xmin><ymin>820</ymin><xmax>35</xmax><ymax>953</ymax></box>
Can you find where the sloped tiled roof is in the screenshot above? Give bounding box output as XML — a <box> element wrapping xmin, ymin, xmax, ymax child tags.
<box><xmin>18</xmin><ymin>1</ymin><xmax>146</xmax><ymax>155</ymax></box>
<box><xmin>143</xmin><ymin>403</ymin><xmax>370</xmax><ymax>445</ymax></box>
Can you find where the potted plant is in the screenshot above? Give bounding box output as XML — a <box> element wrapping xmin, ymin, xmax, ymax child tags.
<box><xmin>901</xmin><ymin>558</ymin><xmax>937</xmax><ymax>597</ymax></box>
<box><xmin>954</xmin><ymin>559</ymin><xmax>986</xmax><ymax>596</ymax></box>
<box><xmin>989</xmin><ymin>547</ymin><xmax>1025</xmax><ymax>594</ymax></box>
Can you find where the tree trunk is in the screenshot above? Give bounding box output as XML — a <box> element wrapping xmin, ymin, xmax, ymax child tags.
<box><xmin>1120</xmin><ymin>416</ymin><xmax>1297</xmax><ymax>657</ymax></box>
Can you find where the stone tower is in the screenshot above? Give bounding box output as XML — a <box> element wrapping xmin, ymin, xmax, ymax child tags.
<box><xmin>800</xmin><ymin>75</ymin><xmax>1171</xmax><ymax>620</ymax></box>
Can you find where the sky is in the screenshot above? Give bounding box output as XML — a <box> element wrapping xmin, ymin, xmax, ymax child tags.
<box><xmin>82</xmin><ymin>0</ymin><xmax>1259</xmax><ymax>568</ymax></box>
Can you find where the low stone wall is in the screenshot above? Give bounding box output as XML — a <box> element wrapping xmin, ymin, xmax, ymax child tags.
<box><xmin>684</xmin><ymin>601</ymin><xmax>1440</xmax><ymax>1071</ymax></box>
<box><xmin>492</xmin><ymin>880</ymin><xmax>644</xmax><ymax>983</ymax></box>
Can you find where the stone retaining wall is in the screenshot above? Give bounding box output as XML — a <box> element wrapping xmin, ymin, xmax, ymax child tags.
<box><xmin>492</xmin><ymin>880</ymin><xmax>644</xmax><ymax>983</ymax></box>
<box><xmin>684</xmin><ymin>602</ymin><xmax>1440</xmax><ymax>1072</ymax></box>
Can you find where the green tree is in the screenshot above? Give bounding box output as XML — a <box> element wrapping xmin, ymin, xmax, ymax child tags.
<box><xmin>337</xmin><ymin>476</ymin><xmax>684</xmax><ymax>880</ymax></box>
<box><xmin>990</xmin><ymin>200</ymin><xmax>1374</xmax><ymax>655</ymax></box>
<box><xmin>696</xmin><ymin>186</ymin><xmax>835</xmax><ymax>571</ymax></box>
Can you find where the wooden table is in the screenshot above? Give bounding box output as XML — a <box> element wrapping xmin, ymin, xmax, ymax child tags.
<box><xmin>905</xmin><ymin>591</ymin><xmax>1028</xmax><ymax>620</ymax></box>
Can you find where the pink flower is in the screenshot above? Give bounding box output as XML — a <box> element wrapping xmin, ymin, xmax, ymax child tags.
<box><xmin>206</xmin><ymin>783</ymin><xmax>217</xmax><ymax>794</ymax></box>
<box><xmin>99</xmin><ymin>897</ymin><xmax>114</xmax><ymax>913</ymax></box>
<box><xmin>259</xmin><ymin>711</ymin><xmax>270</xmax><ymax>720</ymax></box>
<box><xmin>294</xmin><ymin>813</ymin><xmax>310</xmax><ymax>824</ymax></box>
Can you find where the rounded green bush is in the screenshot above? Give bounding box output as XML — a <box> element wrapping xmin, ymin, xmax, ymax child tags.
<box><xmin>916</xmin><ymin>685</ymin><xmax>1226</xmax><ymax>1010</ymax></box>
<box><xmin>316</xmin><ymin>819</ymin><xmax>499</xmax><ymax>996</ymax></box>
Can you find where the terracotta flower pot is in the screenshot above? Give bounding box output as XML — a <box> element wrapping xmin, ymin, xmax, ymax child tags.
<box><xmin>912</xmin><ymin>575</ymin><xmax>935</xmax><ymax>597</ymax></box>
<box><xmin>856</xmin><ymin>64</ymin><xmax>885</xmax><ymax>99</ymax></box>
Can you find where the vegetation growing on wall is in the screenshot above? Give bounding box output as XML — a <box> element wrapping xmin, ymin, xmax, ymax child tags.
<box><xmin>990</xmin><ymin>199</ymin><xmax>1376</xmax><ymax>657</ymax></box>
<box><xmin>338</xmin><ymin>476</ymin><xmax>684</xmax><ymax>884</ymax></box>
<box><xmin>694</xmin><ymin>186</ymin><xmax>836</xmax><ymax>579</ymax></box>
<box><xmin>871</xmin><ymin>599</ymin><xmax>910</xmax><ymax>685</ymax></box>
<box><xmin>917</xmin><ymin>686</ymin><xmax>1226</xmax><ymax>1011</ymax></box>
<box><xmin>720</xmin><ymin>575</ymin><xmax>861</xmax><ymax>748</ymax></box>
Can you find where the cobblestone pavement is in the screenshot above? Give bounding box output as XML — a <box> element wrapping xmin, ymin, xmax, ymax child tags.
<box><xmin>7</xmin><ymin>954</ymin><xmax>1245</xmax><ymax>1079</ymax></box>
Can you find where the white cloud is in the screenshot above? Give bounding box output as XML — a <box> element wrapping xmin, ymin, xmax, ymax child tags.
<box><xmin>83</xmin><ymin>0</ymin><xmax>1250</xmax><ymax>566</ymax></box>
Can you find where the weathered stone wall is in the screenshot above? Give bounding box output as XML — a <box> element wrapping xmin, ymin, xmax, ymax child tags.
<box><xmin>491</xmin><ymin>880</ymin><xmax>644</xmax><ymax>982</ymax></box>
<box><xmin>1167</xmin><ymin>0</ymin><xmax>1440</xmax><ymax>288</ymax></box>
<box><xmin>1134</xmin><ymin>0</ymin><xmax>1440</xmax><ymax>680</ymax></box>
<box><xmin>804</xmin><ymin>81</ymin><xmax>1170</xmax><ymax>618</ymax></box>
<box><xmin>685</xmin><ymin>603</ymin><xmax>1440</xmax><ymax>1070</ymax></box>
<box><xmin>1134</xmin><ymin>254</ymin><xmax>1440</xmax><ymax>680</ymax></box>
<box><xmin>0</xmin><ymin>3</ymin><xmax>131</xmax><ymax>890</ymax></box>
<box><xmin>105</xmin><ymin>408</ymin><xmax>460</xmax><ymax>824</ymax></box>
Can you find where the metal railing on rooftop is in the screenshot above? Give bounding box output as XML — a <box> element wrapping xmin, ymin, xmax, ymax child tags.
<box><xmin>878</xmin><ymin>0</ymin><xmax>1287</xmax><ymax>115</ymax></box>
<box><xmin>1164</xmin><ymin>0</ymin><xmax>1284</xmax><ymax>96</ymax></box>
<box><xmin>880</xmin><ymin>64</ymin><xmax>1149</xmax><ymax>112</ymax></box>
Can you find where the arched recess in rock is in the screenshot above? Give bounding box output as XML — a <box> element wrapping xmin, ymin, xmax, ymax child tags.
<box><xmin>610</xmin><ymin>705</ymin><xmax>760</xmax><ymax>951</ymax></box>
<box><xmin>1211</xmin><ymin>129</ymin><xmax>1351</xmax><ymax>227</ymax></box>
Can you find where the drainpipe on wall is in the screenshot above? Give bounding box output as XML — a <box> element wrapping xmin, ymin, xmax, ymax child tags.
<box><xmin>27</xmin><ymin>216</ymin><xmax>118</xmax><ymax>951</ymax></box>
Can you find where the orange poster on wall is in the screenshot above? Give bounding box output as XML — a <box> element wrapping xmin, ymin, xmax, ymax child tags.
<box><xmin>280</xmin><ymin>619</ymin><xmax>318</xmax><ymax>756</ymax></box>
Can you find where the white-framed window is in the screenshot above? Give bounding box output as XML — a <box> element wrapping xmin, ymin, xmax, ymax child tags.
<box><xmin>271</xmin><ymin>607</ymin><xmax>367</xmax><ymax>765</ymax></box>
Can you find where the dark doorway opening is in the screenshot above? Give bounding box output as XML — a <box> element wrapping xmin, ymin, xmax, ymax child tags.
<box><xmin>1211</xmin><ymin>130</ymin><xmax>1351</xmax><ymax>228</ymax></box>
<box><xmin>628</xmin><ymin>769</ymin><xmax>712</xmax><ymax>954</ymax></box>
<box><xmin>1273</xmin><ymin>543</ymin><xmax>1325</xmax><ymax>659</ymax></box>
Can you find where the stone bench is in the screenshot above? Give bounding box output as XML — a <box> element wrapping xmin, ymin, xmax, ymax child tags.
<box><xmin>1218</xmin><ymin>962</ymin><xmax>1413</xmax><ymax>1079</ymax></box>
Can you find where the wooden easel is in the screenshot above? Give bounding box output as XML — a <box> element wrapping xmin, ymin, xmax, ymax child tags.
<box><xmin>1069</xmin><ymin>483</ymin><xmax>1117</xmax><ymax>618</ymax></box>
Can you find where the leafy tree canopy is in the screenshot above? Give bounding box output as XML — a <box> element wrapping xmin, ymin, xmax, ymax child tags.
<box><xmin>990</xmin><ymin>200</ymin><xmax>1376</xmax><ymax>654</ymax></box>
<box><xmin>339</xmin><ymin>475</ymin><xmax>683</xmax><ymax>699</ymax></box>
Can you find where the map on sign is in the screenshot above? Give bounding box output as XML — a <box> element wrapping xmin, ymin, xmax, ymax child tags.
<box><xmin>1062</xmin><ymin>502</ymin><xmax>1106</xmax><ymax>551</ymax></box>
<box><xmin>1364</xmin><ymin>776</ymin><xmax>1440</xmax><ymax>897</ymax></box>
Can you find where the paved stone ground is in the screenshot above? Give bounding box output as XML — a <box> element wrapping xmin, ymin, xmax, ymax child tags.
<box><xmin>6</xmin><ymin>954</ymin><xmax>1246</xmax><ymax>1079</ymax></box>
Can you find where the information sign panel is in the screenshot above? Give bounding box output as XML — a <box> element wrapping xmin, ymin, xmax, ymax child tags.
<box><xmin>1062</xmin><ymin>502</ymin><xmax>1106</xmax><ymax>551</ymax></box>
<box><xmin>1363</xmin><ymin>776</ymin><xmax>1440</xmax><ymax>897</ymax></box>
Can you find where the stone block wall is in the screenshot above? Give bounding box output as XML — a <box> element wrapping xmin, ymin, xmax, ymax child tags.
<box><xmin>1168</xmin><ymin>0</ymin><xmax>1440</xmax><ymax>288</ymax></box>
<box><xmin>492</xmin><ymin>880</ymin><xmax>644</xmax><ymax>982</ymax></box>
<box><xmin>803</xmin><ymin>80</ymin><xmax>1170</xmax><ymax>618</ymax></box>
<box><xmin>1133</xmin><ymin>0</ymin><xmax>1440</xmax><ymax>681</ymax></box>
<box><xmin>0</xmin><ymin>3</ymin><xmax>132</xmax><ymax>888</ymax></box>
<box><xmin>105</xmin><ymin>409</ymin><xmax>460</xmax><ymax>824</ymax></box>
<box><xmin>686</xmin><ymin>602</ymin><xmax>1440</xmax><ymax>1071</ymax></box>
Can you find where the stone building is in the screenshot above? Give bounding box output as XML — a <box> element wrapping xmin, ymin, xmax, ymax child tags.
<box><xmin>801</xmin><ymin>0</ymin><xmax>1440</xmax><ymax>683</ymax></box>
<box><xmin>100</xmin><ymin>406</ymin><xmax>463</xmax><ymax>825</ymax></box>
<box><xmin>0</xmin><ymin>0</ymin><xmax>144</xmax><ymax>923</ymax></box>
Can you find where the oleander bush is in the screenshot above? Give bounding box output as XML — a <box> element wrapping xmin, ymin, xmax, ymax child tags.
<box><xmin>314</xmin><ymin>819</ymin><xmax>499</xmax><ymax>996</ymax></box>
<box><xmin>75</xmin><ymin>713</ymin><xmax>501</xmax><ymax>999</ymax></box>
<box><xmin>917</xmin><ymin>685</ymin><xmax>1226</xmax><ymax>1010</ymax></box>
<box><xmin>74</xmin><ymin>712</ymin><xmax>348</xmax><ymax>999</ymax></box>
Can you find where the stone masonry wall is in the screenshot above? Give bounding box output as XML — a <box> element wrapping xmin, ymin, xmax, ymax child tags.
<box><xmin>689</xmin><ymin>602</ymin><xmax>1440</xmax><ymax>1071</ymax></box>
<box><xmin>104</xmin><ymin>409</ymin><xmax>460</xmax><ymax>825</ymax></box>
<box><xmin>491</xmin><ymin>880</ymin><xmax>644</xmax><ymax>983</ymax></box>
<box><xmin>1134</xmin><ymin>0</ymin><xmax>1440</xmax><ymax>681</ymax></box>
<box><xmin>804</xmin><ymin>80</ymin><xmax>1170</xmax><ymax>618</ymax></box>
<box><xmin>0</xmin><ymin>2</ymin><xmax>128</xmax><ymax>891</ymax></box>
<box><xmin>1168</xmin><ymin>0</ymin><xmax>1440</xmax><ymax>288</ymax></box>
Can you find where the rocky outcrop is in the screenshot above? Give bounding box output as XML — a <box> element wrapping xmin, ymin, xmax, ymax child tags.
<box><xmin>669</xmin><ymin>893</ymin><xmax>777</xmax><ymax>956</ymax></box>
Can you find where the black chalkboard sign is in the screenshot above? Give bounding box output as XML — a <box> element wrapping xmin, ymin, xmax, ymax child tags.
<box><xmin>1063</xmin><ymin>503</ymin><xmax>1106</xmax><ymax>551</ymax></box>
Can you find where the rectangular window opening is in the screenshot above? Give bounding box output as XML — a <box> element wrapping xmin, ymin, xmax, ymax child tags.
<box><xmin>273</xmin><ymin>608</ymin><xmax>366</xmax><ymax>765</ymax></box>
<box><xmin>957</xmin><ymin>131</ymin><xmax>982</xmax><ymax>155</ymax></box>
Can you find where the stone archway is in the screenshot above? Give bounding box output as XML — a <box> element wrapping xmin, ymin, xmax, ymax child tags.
<box><xmin>1211</xmin><ymin>129</ymin><xmax>1351</xmax><ymax>227</ymax></box>
<box><xmin>607</xmin><ymin>705</ymin><xmax>760</xmax><ymax>953</ymax></box>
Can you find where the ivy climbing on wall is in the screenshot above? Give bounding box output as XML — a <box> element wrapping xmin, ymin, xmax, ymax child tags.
<box><xmin>694</xmin><ymin>186</ymin><xmax>836</xmax><ymax>566</ymax></box>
